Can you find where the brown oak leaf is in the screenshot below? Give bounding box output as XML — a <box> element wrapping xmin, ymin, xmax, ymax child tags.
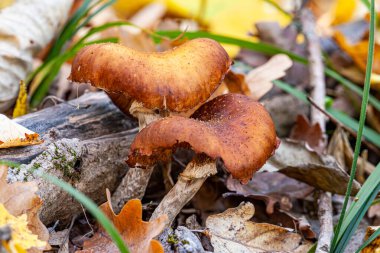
<box><xmin>78</xmin><ymin>190</ymin><xmax>167</xmax><ymax>253</ymax></box>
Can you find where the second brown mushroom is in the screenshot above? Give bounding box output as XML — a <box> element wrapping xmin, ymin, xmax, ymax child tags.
<box><xmin>127</xmin><ymin>93</ymin><xmax>279</xmax><ymax>226</ymax></box>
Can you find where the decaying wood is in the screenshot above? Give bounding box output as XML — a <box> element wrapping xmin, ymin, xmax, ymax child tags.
<box><xmin>301</xmin><ymin>9</ymin><xmax>333</xmax><ymax>253</ymax></box>
<box><xmin>1</xmin><ymin>92</ymin><xmax>138</xmax><ymax>225</ymax></box>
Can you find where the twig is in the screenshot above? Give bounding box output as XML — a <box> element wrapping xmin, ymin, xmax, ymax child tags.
<box><xmin>300</xmin><ymin>8</ymin><xmax>333</xmax><ymax>253</ymax></box>
<box><xmin>60</xmin><ymin>214</ymin><xmax>78</xmax><ymax>252</ymax></box>
<box><xmin>308</xmin><ymin>96</ymin><xmax>380</xmax><ymax>155</ymax></box>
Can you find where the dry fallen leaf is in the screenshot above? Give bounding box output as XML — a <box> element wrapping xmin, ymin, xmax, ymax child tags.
<box><xmin>205</xmin><ymin>202</ymin><xmax>312</xmax><ymax>253</ymax></box>
<box><xmin>327</xmin><ymin>127</ymin><xmax>375</xmax><ymax>175</ymax></box>
<box><xmin>245</xmin><ymin>54</ymin><xmax>293</xmax><ymax>100</ymax></box>
<box><xmin>367</xmin><ymin>105</ymin><xmax>380</xmax><ymax>133</ymax></box>
<box><xmin>0</xmin><ymin>114</ymin><xmax>43</xmax><ymax>148</ymax></box>
<box><xmin>12</xmin><ymin>81</ymin><xmax>28</xmax><ymax>118</ymax></box>
<box><xmin>226</xmin><ymin>172</ymin><xmax>314</xmax><ymax>214</ymax></box>
<box><xmin>0</xmin><ymin>165</ymin><xmax>49</xmax><ymax>252</ymax></box>
<box><xmin>361</xmin><ymin>226</ymin><xmax>380</xmax><ymax>253</ymax></box>
<box><xmin>0</xmin><ymin>204</ymin><xmax>46</xmax><ymax>252</ymax></box>
<box><xmin>223</xmin><ymin>71</ymin><xmax>250</xmax><ymax>96</ymax></box>
<box><xmin>290</xmin><ymin>115</ymin><xmax>324</xmax><ymax>153</ymax></box>
<box><xmin>334</xmin><ymin>31</ymin><xmax>380</xmax><ymax>89</ymax></box>
<box><xmin>261</xmin><ymin>139</ymin><xmax>361</xmax><ymax>195</ymax></box>
<box><xmin>78</xmin><ymin>191</ymin><xmax>167</xmax><ymax>253</ymax></box>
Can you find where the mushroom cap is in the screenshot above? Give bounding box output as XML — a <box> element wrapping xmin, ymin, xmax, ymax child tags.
<box><xmin>127</xmin><ymin>93</ymin><xmax>279</xmax><ymax>183</ymax></box>
<box><xmin>70</xmin><ymin>38</ymin><xmax>231</xmax><ymax>113</ymax></box>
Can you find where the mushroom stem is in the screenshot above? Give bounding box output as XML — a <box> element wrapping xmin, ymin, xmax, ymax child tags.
<box><xmin>149</xmin><ymin>156</ymin><xmax>217</xmax><ymax>226</ymax></box>
<box><xmin>112</xmin><ymin>101</ymin><xmax>161</xmax><ymax>211</ymax></box>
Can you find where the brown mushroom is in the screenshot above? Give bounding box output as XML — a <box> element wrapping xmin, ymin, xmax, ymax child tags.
<box><xmin>127</xmin><ymin>93</ymin><xmax>279</xmax><ymax>226</ymax></box>
<box><xmin>69</xmin><ymin>38</ymin><xmax>231</xmax><ymax>208</ymax></box>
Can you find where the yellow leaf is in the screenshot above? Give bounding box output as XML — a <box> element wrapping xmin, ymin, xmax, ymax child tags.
<box><xmin>0</xmin><ymin>0</ymin><xmax>13</xmax><ymax>9</ymax></box>
<box><xmin>332</xmin><ymin>0</ymin><xmax>357</xmax><ymax>25</ymax></box>
<box><xmin>13</xmin><ymin>81</ymin><xmax>28</xmax><ymax>118</ymax></box>
<box><xmin>113</xmin><ymin>0</ymin><xmax>291</xmax><ymax>57</ymax></box>
<box><xmin>334</xmin><ymin>31</ymin><xmax>380</xmax><ymax>90</ymax></box>
<box><xmin>0</xmin><ymin>114</ymin><xmax>43</xmax><ymax>148</ymax></box>
<box><xmin>113</xmin><ymin>0</ymin><xmax>154</xmax><ymax>18</ymax></box>
<box><xmin>0</xmin><ymin>204</ymin><xmax>46</xmax><ymax>252</ymax></box>
<box><xmin>166</xmin><ymin>0</ymin><xmax>291</xmax><ymax>57</ymax></box>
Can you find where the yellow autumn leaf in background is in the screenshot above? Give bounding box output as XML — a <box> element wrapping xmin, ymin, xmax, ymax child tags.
<box><xmin>0</xmin><ymin>204</ymin><xmax>46</xmax><ymax>252</ymax></box>
<box><xmin>334</xmin><ymin>31</ymin><xmax>380</xmax><ymax>90</ymax></box>
<box><xmin>0</xmin><ymin>0</ymin><xmax>13</xmax><ymax>9</ymax></box>
<box><xmin>113</xmin><ymin>0</ymin><xmax>291</xmax><ymax>56</ymax></box>
<box><xmin>13</xmin><ymin>81</ymin><xmax>28</xmax><ymax>118</ymax></box>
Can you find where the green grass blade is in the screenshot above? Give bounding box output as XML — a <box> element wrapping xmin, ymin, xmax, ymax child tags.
<box><xmin>262</xmin><ymin>0</ymin><xmax>292</xmax><ymax>18</ymax></box>
<box><xmin>356</xmin><ymin>227</ymin><xmax>380</xmax><ymax>252</ymax></box>
<box><xmin>30</xmin><ymin>37</ymin><xmax>119</xmax><ymax>107</ymax></box>
<box><xmin>72</xmin><ymin>21</ymin><xmax>134</xmax><ymax>49</ymax></box>
<box><xmin>0</xmin><ymin>160</ymin><xmax>20</xmax><ymax>168</ymax></box>
<box><xmin>307</xmin><ymin>243</ymin><xmax>317</xmax><ymax>253</ymax></box>
<box><xmin>273</xmin><ymin>80</ymin><xmax>308</xmax><ymax>102</ymax></box>
<box><xmin>327</xmin><ymin>108</ymin><xmax>380</xmax><ymax>147</ymax></box>
<box><xmin>76</xmin><ymin>0</ymin><xmax>116</xmax><ymax>32</ymax></box>
<box><xmin>273</xmin><ymin>80</ymin><xmax>380</xmax><ymax>148</ymax></box>
<box><xmin>155</xmin><ymin>30</ymin><xmax>380</xmax><ymax>111</ymax></box>
<box><xmin>333</xmin><ymin>163</ymin><xmax>380</xmax><ymax>252</ymax></box>
<box><xmin>331</xmin><ymin>0</ymin><xmax>376</xmax><ymax>251</ymax></box>
<box><xmin>47</xmin><ymin>0</ymin><xmax>93</xmax><ymax>60</ymax></box>
<box><xmin>30</xmin><ymin>52</ymin><xmax>76</xmax><ymax>107</ymax></box>
<box><xmin>39</xmin><ymin>173</ymin><xmax>129</xmax><ymax>253</ymax></box>
<box><xmin>361</xmin><ymin>0</ymin><xmax>371</xmax><ymax>10</ymax></box>
<box><xmin>324</xmin><ymin>68</ymin><xmax>380</xmax><ymax>111</ymax></box>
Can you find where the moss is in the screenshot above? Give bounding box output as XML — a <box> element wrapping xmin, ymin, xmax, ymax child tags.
<box><xmin>50</xmin><ymin>143</ymin><xmax>80</xmax><ymax>181</ymax></box>
<box><xmin>31</xmin><ymin>162</ymin><xmax>41</xmax><ymax>171</ymax></box>
<box><xmin>167</xmin><ymin>234</ymin><xmax>179</xmax><ymax>244</ymax></box>
<box><xmin>181</xmin><ymin>240</ymin><xmax>189</xmax><ymax>245</ymax></box>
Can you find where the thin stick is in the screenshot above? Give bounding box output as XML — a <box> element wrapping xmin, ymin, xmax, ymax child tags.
<box><xmin>300</xmin><ymin>8</ymin><xmax>333</xmax><ymax>253</ymax></box>
<box><xmin>308</xmin><ymin>97</ymin><xmax>380</xmax><ymax>155</ymax></box>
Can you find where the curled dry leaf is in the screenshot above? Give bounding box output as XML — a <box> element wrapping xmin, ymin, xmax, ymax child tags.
<box><xmin>327</xmin><ymin>127</ymin><xmax>375</xmax><ymax>175</ymax></box>
<box><xmin>0</xmin><ymin>165</ymin><xmax>49</xmax><ymax>252</ymax></box>
<box><xmin>226</xmin><ymin>172</ymin><xmax>314</xmax><ymax>214</ymax></box>
<box><xmin>0</xmin><ymin>114</ymin><xmax>43</xmax><ymax>148</ymax></box>
<box><xmin>261</xmin><ymin>139</ymin><xmax>361</xmax><ymax>195</ymax></box>
<box><xmin>205</xmin><ymin>202</ymin><xmax>312</xmax><ymax>253</ymax></box>
<box><xmin>78</xmin><ymin>191</ymin><xmax>167</xmax><ymax>253</ymax></box>
<box><xmin>245</xmin><ymin>54</ymin><xmax>293</xmax><ymax>100</ymax></box>
<box><xmin>0</xmin><ymin>0</ymin><xmax>73</xmax><ymax>111</ymax></box>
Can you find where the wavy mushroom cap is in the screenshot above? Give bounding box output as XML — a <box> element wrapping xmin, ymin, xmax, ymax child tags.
<box><xmin>69</xmin><ymin>38</ymin><xmax>231</xmax><ymax>113</ymax></box>
<box><xmin>127</xmin><ymin>93</ymin><xmax>279</xmax><ymax>183</ymax></box>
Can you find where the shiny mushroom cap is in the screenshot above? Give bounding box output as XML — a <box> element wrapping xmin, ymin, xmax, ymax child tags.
<box><xmin>127</xmin><ymin>93</ymin><xmax>279</xmax><ymax>183</ymax></box>
<box><xmin>69</xmin><ymin>38</ymin><xmax>231</xmax><ymax>113</ymax></box>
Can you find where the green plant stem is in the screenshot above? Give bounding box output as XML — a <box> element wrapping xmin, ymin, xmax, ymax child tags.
<box><xmin>331</xmin><ymin>0</ymin><xmax>376</xmax><ymax>251</ymax></box>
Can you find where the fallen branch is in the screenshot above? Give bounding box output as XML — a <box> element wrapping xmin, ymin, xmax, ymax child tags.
<box><xmin>300</xmin><ymin>8</ymin><xmax>334</xmax><ymax>253</ymax></box>
<box><xmin>1</xmin><ymin>92</ymin><xmax>138</xmax><ymax>225</ymax></box>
